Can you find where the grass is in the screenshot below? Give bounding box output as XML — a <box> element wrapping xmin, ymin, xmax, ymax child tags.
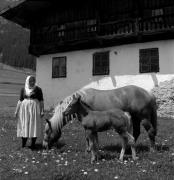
<box><xmin>0</xmin><ymin>95</ymin><xmax>174</xmax><ymax>180</ymax></box>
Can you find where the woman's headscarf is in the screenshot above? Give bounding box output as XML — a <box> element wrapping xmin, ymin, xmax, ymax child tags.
<box><xmin>25</xmin><ymin>75</ymin><xmax>36</xmax><ymax>96</ymax></box>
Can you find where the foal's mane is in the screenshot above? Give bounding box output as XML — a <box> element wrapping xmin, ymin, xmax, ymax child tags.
<box><xmin>51</xmin><ymin>91</ymin><xmax>82</xmax><ymax>128</ymax></box>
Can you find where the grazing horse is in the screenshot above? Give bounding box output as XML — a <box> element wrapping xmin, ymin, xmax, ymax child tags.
<box><xmin>64</xmin><ymin>97</ymin><xmax>138</xmax><ymax>163</ymax></box>
<box><xmin>43</xmin><ymin>85</ymin><xmax>157</xmax><ymax>150</ymax></box>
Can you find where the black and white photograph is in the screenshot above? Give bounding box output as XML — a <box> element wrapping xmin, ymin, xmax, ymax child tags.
<box><xmin>0</xmin><ymin>0</ymin><xmax>174</xmax><ymax>179</ymax></box>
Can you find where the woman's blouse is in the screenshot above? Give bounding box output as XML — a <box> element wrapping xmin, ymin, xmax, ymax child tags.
<box><xmin>19</xmin><ymin>86</ymin><xmax>44</xmax><ymax>102</ymax></box>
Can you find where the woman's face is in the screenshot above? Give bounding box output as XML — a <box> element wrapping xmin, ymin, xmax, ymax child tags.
<box><xmin>29</xmin><ymin>77</ymin><xmax>36</xmax><ymax>87</ymax></box>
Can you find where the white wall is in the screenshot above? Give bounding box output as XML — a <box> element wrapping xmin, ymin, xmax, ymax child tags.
<box><xmin>36</xmin><ymin>40</ymin><xmax>174</xmax><ymax>109</ymax></box>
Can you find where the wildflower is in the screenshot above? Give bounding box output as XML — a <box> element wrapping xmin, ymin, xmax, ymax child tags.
<box><xmin>94</xmin><ymin>169</ymin><xmax>99</xmax><ymax>172</ymax></box>
<box><xmin>151</xmin><ymin>161</ymin><xmax>156</xmax><ymax>165</ymax></box>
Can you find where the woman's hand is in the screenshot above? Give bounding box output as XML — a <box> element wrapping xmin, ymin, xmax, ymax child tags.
<box><xmin>14</xmin><ymin>111</ymin><xmax>18</xmax><ymax>118</ymax></box>
<box><xmin>40</xmin><ymin>111</ymin><xmax>44</xmax><ymax>118</ymax></box>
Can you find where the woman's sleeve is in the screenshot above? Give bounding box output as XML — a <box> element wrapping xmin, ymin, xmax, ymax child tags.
<box><xmin>19</xmin><ymin>88</ymin><xmax>24</xmax><ymax>101</ymax></box>
<box><xmin>38</xmin><ymin>87</ymin><xmax>44</xmax><ymax>101</ymax></box>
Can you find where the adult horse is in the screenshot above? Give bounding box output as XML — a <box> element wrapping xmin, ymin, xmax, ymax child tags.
<box><xmin>43</xmin><ymin>85</ymin><xmax>157</xmax><ymax>150</ymax></box>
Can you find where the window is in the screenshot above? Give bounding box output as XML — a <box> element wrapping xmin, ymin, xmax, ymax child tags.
<box><xmin>139</xmin><ymin>48</ymin><xmax>159</xmax><ymax>73</ymax></box>
<box><xmin>52</xmin><ymin>57</ymin><xmax>66</xmax><ymax>78</ymax></box>
<box><xmin>93</xmin><ymin>51</ymin><xmax>109</xmax><ymax>75</ymax></box>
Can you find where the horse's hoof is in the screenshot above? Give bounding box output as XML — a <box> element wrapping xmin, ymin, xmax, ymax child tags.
<box><xmin>150</xmin><ymin>147</ymin><xmax>156</xmax><ymax>153</ymax></box>
<box><xmin>132</xmin><ymin>156</ymin><xmax>139</xmax><ymax>161</ymax></box>
<box><xmin>91</xmin><ymin>159</ymin><xmax>96</xmax><ymax>164</ymax></box>
<box><xmin>86</xmin><ymin>148</ymin><xmax>91</xmax><ymax>153</ymax></box>
<box><xmin>119</xmin><ymin>157</ymin><xmax>123</xmax><ymax>162</ymax></box>
<box><xmin>91</xmin><ymin>156</ymin><xmax>98</xmax><ymax>164</ymax></box>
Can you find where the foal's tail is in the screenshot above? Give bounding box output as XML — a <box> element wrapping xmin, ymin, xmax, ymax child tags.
<box><xmin>150</xmin><ymin>95</ymin><xmax>158</xmax><ymax>136</ymax></box>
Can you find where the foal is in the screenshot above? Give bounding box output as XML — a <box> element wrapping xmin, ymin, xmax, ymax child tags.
<box><xmin>64</xmin><ymin>98</ymin><xmax>138</xmax><ymax>163</ymax></box>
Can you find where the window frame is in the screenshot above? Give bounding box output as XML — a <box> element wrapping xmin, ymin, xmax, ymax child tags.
<box><xmin>52</xmin><ymin>56</ymin><xmax>67</xmax><ymax>78</ymax></box>
<box><xmin>92</xmin><ymin>51</ymin><xmax>110</xmax><ymax>76</ymax></box>
<box><xmin>139</xmin><ymin>48</ymin><xmax>159</xmax><ymax>73</ymax></box>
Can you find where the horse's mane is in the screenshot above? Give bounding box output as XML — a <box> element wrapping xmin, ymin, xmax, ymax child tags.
<box><xmin>51</xmin><ymin>90</ymin><xmax>84</xmax><ymax>129</ymax></box>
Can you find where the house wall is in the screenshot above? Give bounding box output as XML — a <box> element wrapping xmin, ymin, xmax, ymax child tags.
<box><xmin>36</xmin><ymin>40</ymin><xmax>174</xmax><ymax>109</ymax></box>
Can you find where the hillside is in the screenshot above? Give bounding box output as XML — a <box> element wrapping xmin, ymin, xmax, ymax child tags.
<box><xmin>0</xmin><ymin>0</ymin><xmax>36</xmax><ymax>70</ymax></box>
<box><xmin>0</xmin><ymin>62</ymin><xmax>35</xmax><ymax>95</ymax></box>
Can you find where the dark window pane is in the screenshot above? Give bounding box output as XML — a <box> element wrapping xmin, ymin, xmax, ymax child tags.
<box><xmin>139</xmin><ymin>48</ymin><xmax>159</xmax><ymax>73</ymax></box>
<box><xmin>93</xmin><ymin>51</ymin><xmax>109</xmax><ymax>75</ymax></box>
<box><xmin>52</xmin><ymin>56</ymin><xmax>66</xmax><ymax>78</ymax></box>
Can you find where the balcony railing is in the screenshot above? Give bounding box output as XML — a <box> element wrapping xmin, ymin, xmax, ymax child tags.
<box><xmin>139</xmin><ymin>13</ymin><xmax>174</xmax><ymax>32</ymax></box>
<box><xmin>99</xmin><ymin>19</ymin><xmax>136</xmax><ymax>36</ymax></box>
<box><xmin>30</xmin><ymin>13</ymin><xmax>174</xmax><ymax>49</ymax></box>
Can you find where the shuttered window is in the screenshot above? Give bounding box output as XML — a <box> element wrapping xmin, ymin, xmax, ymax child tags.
<box><xmin>52</xmin><ymin>56</ymin><xmax>66</xmax><ymax>78</ymax></box>
<box><xmin>93</xmin><ymin>51</ymin><xmax>109</xmax><ymax>75</ymax></box>
<box><xmin>139</xmin><ymin>48</ymin><xmax>159</xmax><ymax>73</ymax></box>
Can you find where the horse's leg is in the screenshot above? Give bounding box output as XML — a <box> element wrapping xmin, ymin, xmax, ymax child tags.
<box><xmin>142</xmin><ymin>118</ymin><xmax>156</xmax><ymax>151</ymax></box>
<box><xmin>132</xmin><ymin>118</ymin><xmax>141</xmax><ymax>142</ymax></box>
<box><xmin>94</xmin><ymin>132</ymin><xmax>99</xmax><ymax>151</ymax></box>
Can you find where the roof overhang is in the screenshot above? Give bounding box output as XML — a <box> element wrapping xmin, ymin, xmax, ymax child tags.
<box><xmin>0</xmin><ymin>0</ymin><xmax>52</xmax><ymax>28</ymax></box>
<box><xmin>0</xmin><ymin>0</ymin><xmax>95</xmax><ymax>29</ymax></box>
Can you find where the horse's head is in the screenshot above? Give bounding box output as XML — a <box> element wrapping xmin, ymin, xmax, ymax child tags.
<box><xmin>43</xmin><ymin>93</ymin><xmax>80</xmax><ymax>149</ymax></box>
<box><xmin>43</xmin><ymin>118</ymin><xmax>62</xmax><ymax>149</ymax></box>
<box><xmin>43</xmin><ymin>119</ymin><xmax>52</xmax><ymax>149</ymax></box>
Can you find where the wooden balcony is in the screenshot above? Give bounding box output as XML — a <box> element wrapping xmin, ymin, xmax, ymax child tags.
<box><xmin>29</xmin><ymin>14</ymin><xmax>174</xmax><ymax>56</ymax></box>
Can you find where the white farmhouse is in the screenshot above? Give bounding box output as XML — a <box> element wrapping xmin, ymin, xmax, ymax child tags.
<box><xmin>1</xmin><ymin>0</ymin><xmax>174</xmax><ymax>108</ymax></box>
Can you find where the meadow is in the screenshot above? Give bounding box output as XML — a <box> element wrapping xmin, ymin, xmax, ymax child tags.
<box><xmin>0</xmin><ymin>93</ymin><xmax>174</xmax><ymax>180</ymax></box>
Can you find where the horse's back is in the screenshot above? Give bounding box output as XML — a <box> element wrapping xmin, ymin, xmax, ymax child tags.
<box><xmin>82</xmin><ymin>85</ymin><xmax>155</xmax><ymax>112</ymax></box>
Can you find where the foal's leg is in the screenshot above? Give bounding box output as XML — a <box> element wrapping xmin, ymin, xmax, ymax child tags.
<box><xmin>127</xmin><ymin>118</ymin><xmax>138</xmax><ymax>160</ymax></box>
<box><xmin>86</xmin><ymin>130</ymin><xmax>98</xmax><ymax>163</ymax></box>
<box><xmin>84</xmin><ymin>130</ymin><xmax>90</xmax><ymax>153</ymax></box>
<box><xmin>119</xmin><ymin>133</ymin><xmax>128</xmax><ymax>161</ymax></box>
<box><xmin>126</xmin><ymin>132</ymin><xmax>138</xmax><ymax>160</ymax></box>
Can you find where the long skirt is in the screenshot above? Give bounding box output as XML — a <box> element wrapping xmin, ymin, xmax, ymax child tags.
<box><xmin>17</xmin><ymin>99</ymin><xmax>42</xmax><ymax>138</ymax></box>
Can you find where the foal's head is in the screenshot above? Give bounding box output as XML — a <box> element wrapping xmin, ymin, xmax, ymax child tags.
<box><xmin>64</xmin><ymin>96</ymin><xmax>91</xmax><ymax>119</ymax></box>
<box><xmin>63</xmin><ymin>96</ymin><xmax>81</xmax><ymax>117</ymax></box>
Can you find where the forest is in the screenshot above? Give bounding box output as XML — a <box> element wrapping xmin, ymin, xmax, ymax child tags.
<box><xmin>0</xmin><ymin>0</ymin><xmax>36</xmax><ymax>70</ymax></box>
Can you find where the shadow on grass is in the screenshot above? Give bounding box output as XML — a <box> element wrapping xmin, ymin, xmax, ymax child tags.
<box><xmin>136</xmin><ymin>143</ymin><xmax>169</xmax><ymax>153</ymax></box>
<box><xmin>99</xmin><ymin>153</ymin><xmax>117</xmax><ymax>161</ymax></box>
<box><xmin>56</xmin><ymin>141</ymin><xmax>66</xmax><ymax>150</ymax></box>
<box><xmin>29</xmin><ymin>141</ymin><xmax>66</xmax><ymax>151</ymax></box>
<box><xmin>101</xmin><ymin>143</ymin><xmax>169</xmax><ymax>156</ymax></box>
<box><xmin>101</xmin><ymin>144</ymin><xmax>121</xmax><ymax>153</ymax></box>
<box><xmin>29</xmin><ymin>143</ymin><xmax>43</xmax><ymax>151</ymax></box>
<box><xmin>156</xmin><ymin>144</ymin><xmax>169</xmax><ymax>152</ymax></box>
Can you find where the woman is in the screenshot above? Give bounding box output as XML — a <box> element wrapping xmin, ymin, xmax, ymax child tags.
<box><xmin>15</xmin><ymin>75</ymin><xmax>44</xmax><ymax>149</ymax></box>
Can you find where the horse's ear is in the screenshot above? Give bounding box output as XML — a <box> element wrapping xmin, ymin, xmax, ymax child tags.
<box><xmin>72</xmin><ymin>93</ymin><xmax>81</xmax><ymax>100</ymax></box>
<box><xmin>72</xmin><ymin>94</ymin><xmax>78</xmax><ymax>100</ymax></box>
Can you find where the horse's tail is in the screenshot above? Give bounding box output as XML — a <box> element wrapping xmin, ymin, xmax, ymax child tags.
<box><xmin>150</xmin><ymin>94</ymin><xmax>158</xmax><ymax>136</ymax></box>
